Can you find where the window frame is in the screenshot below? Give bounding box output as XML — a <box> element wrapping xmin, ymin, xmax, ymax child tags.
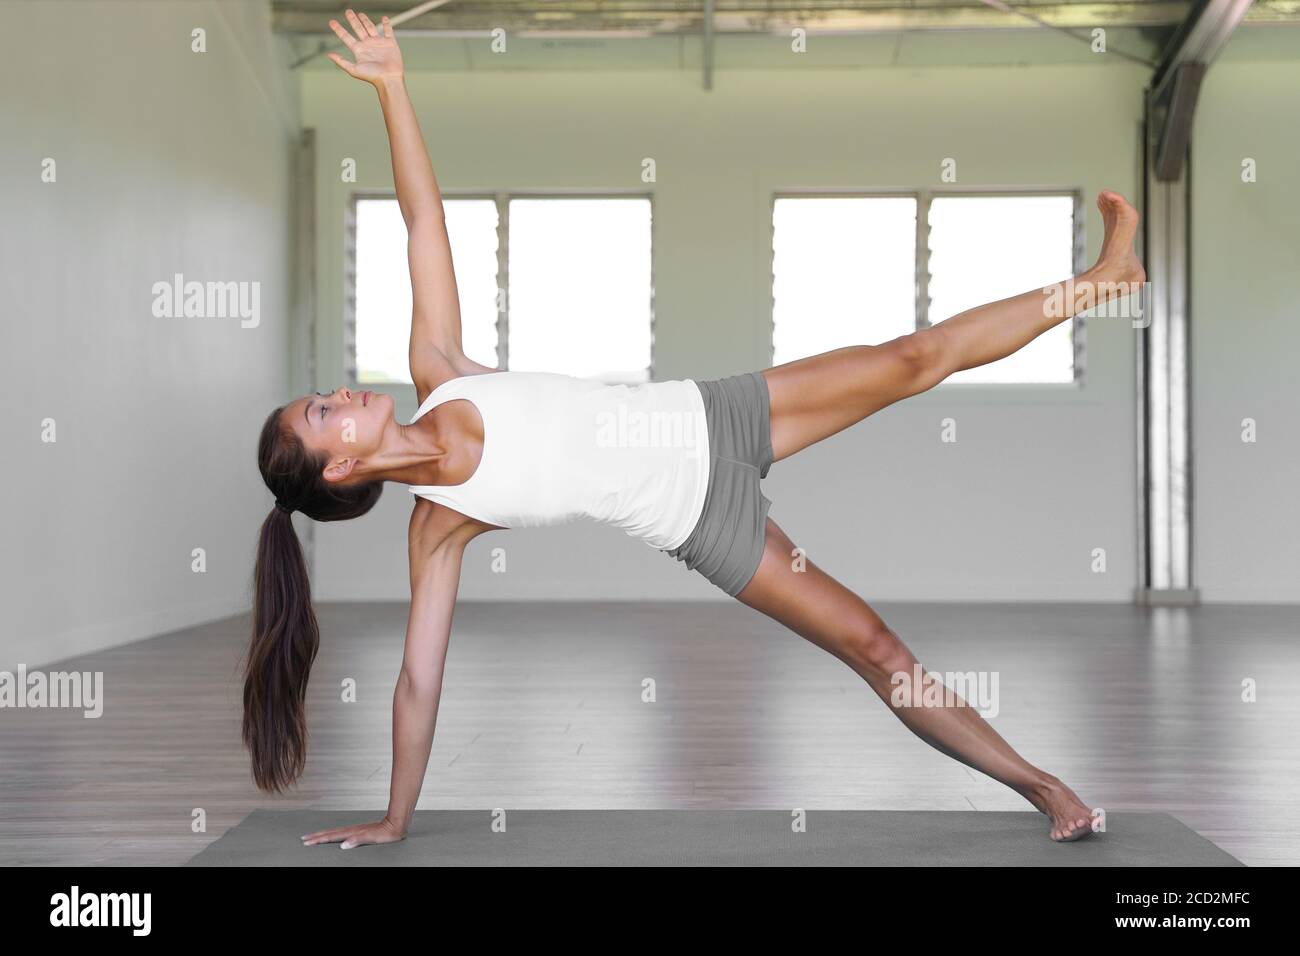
<box><xmin>344</xmin><ymin>189</ymin><xmax>657</xmax><ymax>388</ymax></box>
<box><xmin>769</xmin><ymin>187</ymin><xmax>1087</xmax><ymax>388</ymax></box>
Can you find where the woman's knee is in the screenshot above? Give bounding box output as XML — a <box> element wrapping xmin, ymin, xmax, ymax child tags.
<box><xmin>889</xmin><ymin>327</ymin><xmax>951</xmax><ymax>394</ymax></box>
<box><xmin>840</xmin><ymin>622</ymin><xmax>912</xmax><ymax>678</ymax></box>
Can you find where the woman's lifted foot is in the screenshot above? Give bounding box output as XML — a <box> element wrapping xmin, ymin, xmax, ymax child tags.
<box><xmin>1093</xmin><ymin>189</ymin><xmax>1145</xmax><ymax>288</ymax></box>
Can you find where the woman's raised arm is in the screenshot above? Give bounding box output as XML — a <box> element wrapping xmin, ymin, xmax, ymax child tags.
<box><xmin>327</xmin><ymin>10</ymin><xmax>491</xmax><ymax>390</ymax></box>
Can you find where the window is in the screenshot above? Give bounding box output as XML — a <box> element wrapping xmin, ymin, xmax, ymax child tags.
<box><xmin>772</xmin><ymin>191</ymin><xmax>1081</xmax><ymax>383</ymax></box>
<box><xmin>348</xmin><ymin>194</ymin><xmax>653</xmax><ymax>386</ymax></box>
<box><xmin>507</xmin><ymin>198</ymin><xmax>653</xmax><ymax>383</ymax></box>
<box><xmin>928</xmin><ymin>195</ymin><xmax>1077</xmax><ymax>384</ymax></box>
<box><xmin>352</xmin><ymin>197</ymin><xmax>499</xmax><ymax>384</ymax></box>
<box><xmin>772</xmin><ymin>197</ymin><xmax>917</xmax><ymax>365</ymax></box>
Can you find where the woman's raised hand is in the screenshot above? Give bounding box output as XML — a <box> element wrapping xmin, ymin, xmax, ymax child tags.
<box><xmin>327</xmin><ymin>9</ymin><xmax>403</xmax><ymax>84</ymax></box>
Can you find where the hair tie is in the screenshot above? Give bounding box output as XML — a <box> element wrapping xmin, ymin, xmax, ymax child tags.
<box><xmin>274</xmin><ymin>498</ymin><xmax>295</xmax><ymax>515</ymax></box>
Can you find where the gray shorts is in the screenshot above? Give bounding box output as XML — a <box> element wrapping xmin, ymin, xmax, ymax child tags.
<box><xmin>666</xmin><ymin>370</ymin><xmax>774</xmax><ymax>597</ymax></box>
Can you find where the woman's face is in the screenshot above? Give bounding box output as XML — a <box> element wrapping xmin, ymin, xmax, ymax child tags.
<box><xmin>284</xmin><ymin>386</ymin><xmax>396</xmax><ymax>483</ymax></box>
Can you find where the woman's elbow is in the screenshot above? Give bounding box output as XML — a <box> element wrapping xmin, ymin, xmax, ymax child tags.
<box><xmin>395</xmin><ymin>666</ymin><xmax>439</xmax><ymax>701</ymax></box>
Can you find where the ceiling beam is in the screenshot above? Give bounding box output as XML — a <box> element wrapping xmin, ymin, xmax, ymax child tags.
<box><xmin>271</xmin><ymin>2</ymin><xmax>1300</xmax><ymax>35</ymax></box>
<box><xmin>1148</xmin><ymin>0</ymin><xmax>1253</xmax><ymax>181</ymax></box>
<box><xmin>1151</xmin><ymin>0</ymin><xmax>1255</xmax><ymax>104</ymax></box>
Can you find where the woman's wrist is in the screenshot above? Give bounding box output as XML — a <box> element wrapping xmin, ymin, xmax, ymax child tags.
<box><xmin>374</xmin><ymin>72</ymin><xmax>406</xmax><ymax>94</ymax></box>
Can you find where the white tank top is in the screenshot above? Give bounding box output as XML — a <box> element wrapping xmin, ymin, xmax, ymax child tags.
<box><xmin>408</xmin><ymin>372</ymin><xmax>710</xmax><ymax>551</ymax></box>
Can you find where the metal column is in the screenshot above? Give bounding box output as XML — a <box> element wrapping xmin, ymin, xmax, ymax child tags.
<box><xmin>1136</xmin><ymin>0</ymin><xmax>1251</xmax><ymax>605</ymax></box>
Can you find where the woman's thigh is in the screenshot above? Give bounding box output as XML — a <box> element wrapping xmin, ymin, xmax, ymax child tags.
<box><xmin>761</xmin><ymin>330</ymin><xmax>947</xmax><ymax>463</ymax></box>
<box><xmin>735</xmin><ymin>516</ymin><xmax>898</xmax><ymax>671</ymax></box>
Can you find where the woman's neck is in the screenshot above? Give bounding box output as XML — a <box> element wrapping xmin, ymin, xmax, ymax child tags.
<box><xmin>357</xmin><ymin>412</ymin><xmax>453</xmax><ymax>486</ymax></box>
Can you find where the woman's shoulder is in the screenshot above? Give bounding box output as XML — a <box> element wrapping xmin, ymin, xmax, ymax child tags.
<box><xmin>407</xmin><ymin>496</ymin><xmax>498</xmax><ymax>558</ymax></box>
<box><xmin>411</xmin><ymin>345</ymin><xmax>499</xmax><ymax>407</ymax></box>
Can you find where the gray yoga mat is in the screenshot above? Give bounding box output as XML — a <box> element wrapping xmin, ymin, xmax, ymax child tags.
<box><xmin>186</xmin><ymin>810</ymin><xmax>1241</xmax><ymax>866</ymax></box>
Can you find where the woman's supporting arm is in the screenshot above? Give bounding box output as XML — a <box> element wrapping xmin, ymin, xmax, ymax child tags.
<box><xmin>383</xmin><ymin>532</ymin><xmax>467</xmax><ymax>835</ymax></box>
<box><xmin>301</xmin><ymin>505</ymin><xmax>473</xmax><ymax>850</ymax></box>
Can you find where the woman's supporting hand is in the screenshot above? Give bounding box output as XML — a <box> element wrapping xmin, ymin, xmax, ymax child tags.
<box><xmin>327</xmin><ymin>9</ymin><xmax>403</xmax><ymax>85</ymax></box>
<box><xmin>301</xmin><ymin>816</ymin><xmax>406</xmax><ymax>850</ymax></box>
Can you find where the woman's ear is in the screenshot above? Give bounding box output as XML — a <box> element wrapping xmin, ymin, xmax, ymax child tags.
<box><xmin>322</xmin><ymin>458</ymin><xmax>355</xmax><ymax>484</ymax></box>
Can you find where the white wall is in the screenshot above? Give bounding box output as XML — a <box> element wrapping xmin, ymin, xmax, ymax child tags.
<box><xmin>4</xmin><ymin>12</ymin><xmax>1290</xmax><ymax>663</ymax></box>
<box><xmin>1192</xmin><ymin>56</ymin><xmax>1300</xmax><ymax>602</ymax></box>
<box><xmin>1</xmin><ymin>0</ymin><xmax>300</xmax><ymax>669</ymax></box>
<box><xmin>304</xmin><ymin>62</ymin><xmax>1153</xmax><ymax>602</ymax></box>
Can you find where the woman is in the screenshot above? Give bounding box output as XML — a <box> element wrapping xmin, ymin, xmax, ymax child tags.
<box><xmin>249</xmin><ymin>10</ymin><xmax>1145</xmax><ymax>848</ymax></box>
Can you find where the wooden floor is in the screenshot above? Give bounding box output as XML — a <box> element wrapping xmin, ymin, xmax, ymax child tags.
<box><xmin>3</xmin><ymin>601</ymin><xmax>1297</xmax><ymax>866</ymax></box>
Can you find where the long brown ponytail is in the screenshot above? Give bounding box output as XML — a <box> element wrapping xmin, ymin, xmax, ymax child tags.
<box><xmin>245</xmin><ymin>405</ymin><xmax>383</xmax><ymax>792</ymax></box>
